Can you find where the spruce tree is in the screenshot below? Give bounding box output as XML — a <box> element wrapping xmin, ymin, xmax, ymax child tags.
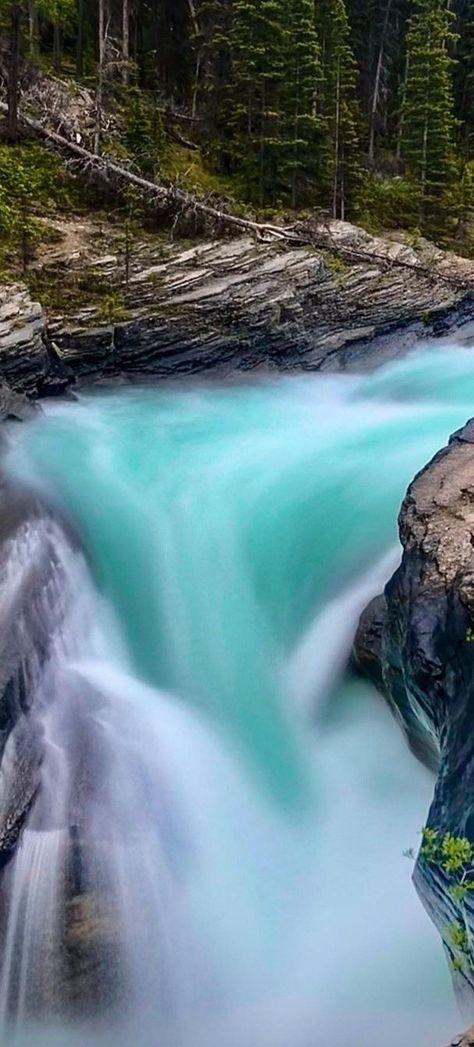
<box><xmin>315</xmin><ymin>0</ymin><xmax>361</xmax><ymax>219</ymax></box>
<box><xmin>0</xmin><ymin>0</ymin><xmax>73</xmax><ymax>140</ymax></box>
<box><xmin>228</xmin><ymin>0</ymin><xmax>323</xmax><ymax>207</ymax></box>
<box><xmin>230</xmin><ymin>0</ymin><xmax>288</xmax><ymax>205</ymax></box>
<box><xmin>281</xmin><ymin>0</ymin><xmax>322</xmax><ymax>207</ymax></box>
<box><xmin>401</xmin><ymin>0</ymin><xmax>458</xmax><ymax>234</ymax></box>
<box><xmin>454</xmin><ymin>0</ymin><xmax>474</xmax><ymax>159</ymax></box>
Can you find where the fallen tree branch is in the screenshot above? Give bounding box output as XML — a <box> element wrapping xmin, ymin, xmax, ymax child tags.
<box><xmin>2</xmin><ymin>100</ymin><xmax>474</xmax><ymax>292</ymax></box>
<box><xmin>0</xmin><ymin>100</ymin><xmax>302</xmax><ymax>244</ymax></box>
<box><xmin>163</xmin><ymin>123</ymin><xmax>200</xmax><ymax>152</ymax></box>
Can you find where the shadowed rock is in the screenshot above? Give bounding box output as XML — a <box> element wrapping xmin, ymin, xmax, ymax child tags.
<box><xmin>355</xmin><ymin>419</ymin><xmax>474</xmax><ymax>1019</ymax></box>
<box><xmin>3</xmin><ymin>220</ymin><xmax>474</xmax><ymax>395</ymax></box>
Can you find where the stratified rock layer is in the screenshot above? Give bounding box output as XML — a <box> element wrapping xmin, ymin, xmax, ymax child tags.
<box><xmin>3</xmin><ymin>221</ymin><xmax>474</xmax><ymax>395</ymax></box>
<box><xmin>355</xmin><ymin>420</ymin><xmax>474</xmax><ymax>1017</ymax></box>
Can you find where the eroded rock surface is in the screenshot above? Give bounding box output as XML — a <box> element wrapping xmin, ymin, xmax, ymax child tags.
<box><xmin>3</xmin><ymin>220</ymin><xmax>474</xmax><ymax>394</ymax></box>
<box><xmin>0</xmin><ymin>284</ymin><xmax>53</xmax><ymax>396</ymax></box>
<box><xmin>354</xmin><ymin>420</ymin><xmax>474</xmax><ymax>1015</ymax></box>
<box><xmin>0</xmin><ymin>494</ymin><xmax>78</xmax><ymax>864</ymax></box>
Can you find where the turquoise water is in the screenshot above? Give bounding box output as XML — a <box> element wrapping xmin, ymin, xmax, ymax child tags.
<box><xmin>4</xmin><ymin>344</ymin><xmax>474</xmax><ymax>1045</ymax></box>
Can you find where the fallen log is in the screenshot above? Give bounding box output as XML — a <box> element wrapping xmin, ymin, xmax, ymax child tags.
<box><xmin>2</xmin><ymin>99</ymin><xmax>474</xmax><ymax>292</ymax></box>
<box><xmin>0</xmin><ymin>100</ymin><xmax>300</xmax><ymax>244</ymax></box>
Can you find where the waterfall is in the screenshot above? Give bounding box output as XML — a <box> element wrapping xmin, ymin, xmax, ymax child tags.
<box><xmin>3</xmin><ymin>345</ymin><xmax>474</xmax><ymax>1046</ymax></box>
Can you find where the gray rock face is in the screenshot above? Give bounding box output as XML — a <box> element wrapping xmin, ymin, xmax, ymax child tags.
<box><xmin>0</xmin><ymin>284</ymin><xmax>52</xmax><ymax>396</ymax></box>
<box><xmin>354</xmin><ymin>420</ymin><xmax>474</xmax><ymax>1016</ymax></box>
<box><xmin>50</xmin><ymin>233</ymin><xmax>474</xmax><ymax>383</ymax></box>
<box><xmin>0</xmin><ymin>493</ymin><xmax>77</xmax><ymax>865</ymax></box>
<box><xmin>3</xmin><ymin>221</ymin><xmax>474</xmax><ymax>395</ymax></box>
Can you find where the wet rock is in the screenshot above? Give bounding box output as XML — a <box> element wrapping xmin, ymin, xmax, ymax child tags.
<box><xmin>62</xmin><ymin>893</ymin><xmax>124</xmax><ymax>1019</ymax></box>
<box><xmin>0</xmin><ymin>381</ymin><xmax>37</xmax><ymax>422</ymax></box>
<box><xmin>443</xmin><ymin>1027</ymin><xmax>474</xmax><ymax>1047</ymax></box>
<box><xmin>0</xmin><ymin>499</ymin><xmax>79</xmax><ymax>863</ymax></box>
<box><xmin>354</xmin><ymin>418</ymin><xmax>474</xmax><ymax>1016</ymax></box>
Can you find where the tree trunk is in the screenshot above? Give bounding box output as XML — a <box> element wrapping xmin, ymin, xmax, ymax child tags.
<box><xmin>95</xmin><ymin>0</ymin><xmax>106</xmax><ymax>153</ymax></box>
<box><xmin>368</xmin><ymin>0</ymin><xmax>393</xmax><ymax>163</ymax></box>
<box><xmin>259</xmin><ymin>81</ymin><xmax>266</xmax><ymax>209</ymax></box>
<box><xmin>396</xmin><ymin>51</ymin><xmax>409</xmax><ymax>166</ymax></box>
<box><xmin>28</xmin><ymin>3</ymin><xmax>38</xmax><ymax>56</ymax></box>
<box><xmin>186</xmin><ymin>0</ymin><xmax>201</xmax><ymax>118</ymax></box>
<box><xmin>332</xmin><ymin>57</ymin><xmax>341</xmax><ymax>219</ymax></box>
<box><xmin>291</xmin><ymin>60</ymin><xmax>300</xmax><ymax>209</ymax></box>
<box><xmin>2</xmin><ymin>95</ymin><xmax>472</xmax><ymax>293</ymax></box>
<box><xmin>7</xmin><ymin>4</ymin><xmax>22</xmax><ymax>144</ymax></box>
<box><xmin>53</xmin><ymin>23</ymin><xmax>62</xmax><ymax>73</ymax></box>
<box><xmin>76</xmin><ymin>0</ymin><xmax>85</xmax><ymax>77</ymax></box>
<box><xmin>340</xmin><ymin>150</ymin><xmax>345</xmax><ymax>222</ymax></box>
<box><xmin>122</xmin><ymin>0</ymin><xmax>130</xmax><ymax>83</ymax></box>
<box><xmin>420</xmin><ymin>27</ymin><xmax>432</xmax><ymax>226</ymax></box>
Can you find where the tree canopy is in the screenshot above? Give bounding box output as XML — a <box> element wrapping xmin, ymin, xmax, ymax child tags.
<box><xmin>1</xmin><ymin>0</ymin><xmax>474</xmax><ymax>246</ymax></box>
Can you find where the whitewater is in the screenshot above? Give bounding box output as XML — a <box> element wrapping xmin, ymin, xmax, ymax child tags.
<box><xmin>1</xmin><ymin>344</ymin><xmax>474</xmax><ymax>1047</ymax></box>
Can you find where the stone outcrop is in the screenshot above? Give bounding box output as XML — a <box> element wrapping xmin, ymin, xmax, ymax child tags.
<box><xmin>0</xmin><ymin>494</ymin><xmax>78</xmax><ymax>866</ymax></box>
<box><xmin>2</xmin><ymin>219</ymin><xmax>474</xmax><ymax>396</ymax></box>
<box><xmin>0</xmin><ymin>283</ymin><xmax>52</xmax><ymax>398</ymax></box>
<box><xmin>354</xmin><ymin>419</ymin><xmax>474</xmax><ymax>1018</ymax></box>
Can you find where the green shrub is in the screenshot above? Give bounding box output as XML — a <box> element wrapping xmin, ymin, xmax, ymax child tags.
<box><xmin>356</xmin><ymin>173</ymin><xmax>421</xmax><ymax>234</ymax></box>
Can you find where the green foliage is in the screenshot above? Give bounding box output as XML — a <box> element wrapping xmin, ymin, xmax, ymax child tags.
<box><xmin>26</xmin><ymin>265</ymin><xmax>127</xmax><ymax>320</ymax></box>
<box><xmin>449</xmin><ymin>881</ymin><xmax>474</xmax><ymax>903</ymax></box>
<box><xmin>448</xmin><ymin>921</ymin><xmax>470</xmax><ymax>953</ymax></box>
<box><xmin>357</xmin><ymin>174</ymin><xmax>421</xmax><ymax>233</ymax></box>
<box><xmin>401</xmin><ymin>0</ymin><xmax>459</xmax><ymax>238</ymax></box>
<box><xmin>420</xmin><ymin>827</ymin><xmax>473</xmax><ymax>872</ymax></box>
<box><xmin>322</xmin><ymin>251</ymin><xmax>350</xmax><ymax>276</ymax></box>
<box><xmin>4</xmin><ymin>0</ymin><xmax>474</xmax><ymax>254</ymax></box>
<box><xmin>441</xmin><ymin>833</ymin><xmax>473</xmax><ymax>874</ymax></box>
<box><xmin>420</xmin><ymin>826</ymin><xmax>440</xmax><ymax>862</ymax></box>
<box><xmin>315</xmin><ymin>0</ymin><xmax>362</xmax><ymax>219</ymax></box>
<box><xmin>417</xmin><ymin>827</ymin><xmax>474</xmax><ymax>973</ymax></box>
<box><xmin>119</xmin><ymin>87</ymin><xmax>165</xmax><ymax>180</ymax></box>
<box><xmin>0</xmin><ymin>0</ymin><xmax>73</xmax><ymax>22</ymax></box>
<box><xmin>0</xmin><ymin>143</ymin><xmax>74</xmax><ymax>271</ymax></box>
<box><xmin>226</xmin><ymin>0</ymin><xmax>324</xmax><ymax>208</ymax></box>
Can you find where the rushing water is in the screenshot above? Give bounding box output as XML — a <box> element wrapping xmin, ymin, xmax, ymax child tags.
<box><xmin>2</xmin><ymin>344</ymin><xmax>474</xmax><ymax>1047</ymax></box>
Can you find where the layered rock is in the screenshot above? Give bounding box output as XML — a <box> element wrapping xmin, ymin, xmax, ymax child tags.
<box><xmin>2</xmin><ymin>219</ymin><xmax>474</xmax><ymax>395</ymax></box>
<box><xmin>0</xmin><ymin>495</ymin><xmax>77</xmax><ymax>865</ymax></box>
<box><xmin>355</xmin><ymin>420</ymin><xmax>474</xmax><ymax>1017</ymax></box>
<box><xmin>0</xmin><ymin>284</ymin><xmax>52</xmax><ymax>398</ymax></box>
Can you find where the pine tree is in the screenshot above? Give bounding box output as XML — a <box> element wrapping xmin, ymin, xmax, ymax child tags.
<box><xmin>193</xmin><ymin>0</ymin><xmax>232</xmax><ymax>142</ymax></box>
<box><xmin>0</xmin><ymin>0</ymin><xmax>73</xmax><ymax>140</ymax></box>
<box><xmin>454</xmin><ymin>0</ymin><xmax>474</xmax><ymax>159</ymax></box>
<box><xmin>227</xmin><ymin>0</ymin><xmax>322</xmax><ymax>207</ymax></box>
<box><xmin>281</xmin><ymin>0</ymin><xmax>322</xmax><ymax>207</ymax></box>
<box><xmin>401</xmin><ymin>0</ymin><xmax>458</xmax><ymax>233</ymax></box>
<box><xmin>229</xmin><ymin>0</ymin><xmax>288</xmax><ymax>205</ymax></box>
<box><xmin>315</xmin><ymin>0</ymin><xmax>361</xmax><ymax>219</ymax></box>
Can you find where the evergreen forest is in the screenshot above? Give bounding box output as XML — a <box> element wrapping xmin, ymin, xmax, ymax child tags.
<box><xmin>2</xmin><ymin>0</ymin><xmax>474</xmax><ymax>253</ymax></box>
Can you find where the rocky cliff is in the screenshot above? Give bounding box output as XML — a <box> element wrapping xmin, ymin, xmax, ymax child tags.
<box><xmin>355</xmin><ymin>419</ymin><xmax>474</xmax><ymax>1019</ymax></box>
<box><xmin>2</xmin><ymin>219</ymin><xmax>474</xmax><ymax>397</ymax></box>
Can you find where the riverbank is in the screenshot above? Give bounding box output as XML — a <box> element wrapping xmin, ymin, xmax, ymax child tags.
<box><xmin>2</xmin><ymin>218</ymin><xmax>474</xmax><ymax>403</ymax></box>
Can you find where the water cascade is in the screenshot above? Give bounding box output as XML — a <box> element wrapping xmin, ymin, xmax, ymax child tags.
<box><xmin>2</xmin><ymin>345</ymin><xmax>474</xmax><ymax>1047</ymax></box>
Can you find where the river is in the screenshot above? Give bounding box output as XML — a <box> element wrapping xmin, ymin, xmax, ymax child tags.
<box><xmin>2</xmin><ymin>344</ymin><xmax>474</xmax><ymax>1046</ymax></box>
